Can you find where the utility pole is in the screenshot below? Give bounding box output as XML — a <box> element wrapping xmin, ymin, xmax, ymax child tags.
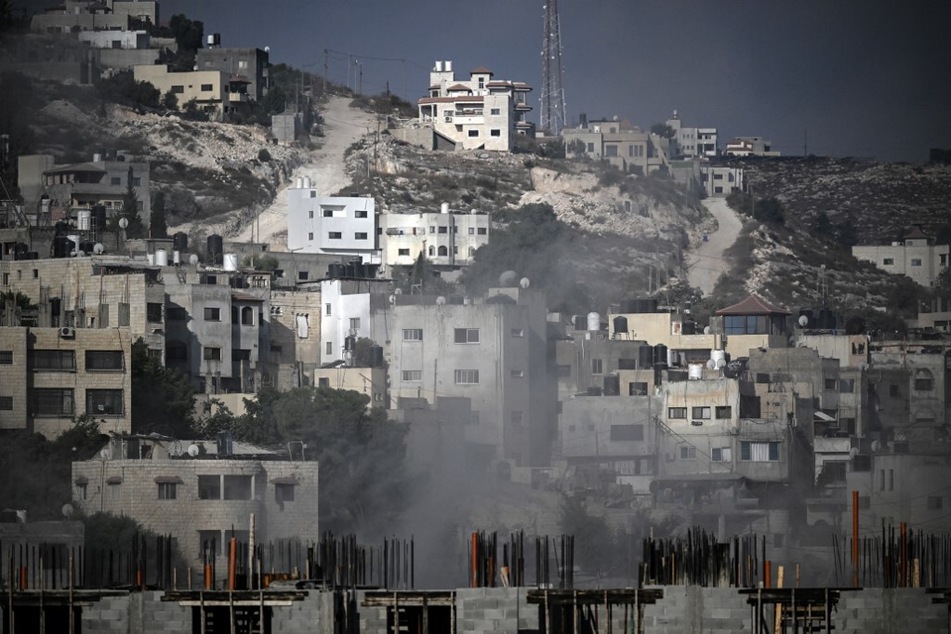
<box><xmin>323</xmin><ymin>49</ymin><xmax>328</xmax><ymax>93</ymax></box>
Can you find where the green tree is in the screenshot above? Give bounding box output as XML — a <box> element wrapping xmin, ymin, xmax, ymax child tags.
<box><xmin>161</xmin><ymin>90</ymin><xmax>178</xmax><ymax>111</ymax></box>
<box><xmin>559</xmin><ymin>494</ymin><xmax>616</xmax><ymax>576</ymax></box>
<box><xmin>130</xmin><ymin>338</ymin><xmax>196</xmax><ymax>437</ymax></box>
<box><xmin>650</xmin><ymin>123</ymin><xmax>675</xmax><ymax>139</ymax></box>
<box><xmin>752</xmin><ymin>197</ymin><xmax>785</xmax><ymax>225</ymax></box>
<box><xmin>150</xmin><ymin>191</ymin><xmax>168</xmax><ymax>238</ymax></box>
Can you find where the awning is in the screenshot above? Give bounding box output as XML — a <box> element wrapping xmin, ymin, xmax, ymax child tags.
<box><xmin>814</xmin><ymin>411</ymin><xmax>836</xmax><ymax>422</ymax></box>
<box><xmin>154</xmin><ymin>476</ymin><xmax>183</xmax><ymax>484</ymax></box>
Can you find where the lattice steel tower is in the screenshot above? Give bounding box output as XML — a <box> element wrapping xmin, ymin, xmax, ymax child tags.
<box><xmin>540</xmin><ymin>0</ymin><xmax>566</xmax><ymax>136</ymax></box>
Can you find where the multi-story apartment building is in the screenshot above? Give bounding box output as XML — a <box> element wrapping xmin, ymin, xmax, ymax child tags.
<box><xmin>71</xmin><ymin>434</ymin><xmax>318</xmax><ymax>573</ymax></box>
<box><xmin>285</xmin><ymin>180</ymin><xmax>378</xmax><ymax>262</ymax></box>
<box><xmin>268</xmin><ymin>287</ymin><xmax>322</xmax><ymax>389</ymax></box>
<box><xmin>31</xmin><ymin>1</ymin><xmax>131</xmax><ymax>33</ymax></box>
<box><xmin>196</xmin><ymin>46</ymin><xmax>270</xmax><ymax>102</ymax></box>
<box><xmin>416</xmin><ymin>60</ymin><xmax>533</xmax><ymax>152</ymax></box>
<box><xmin>0</xmin><ymin>326</ymin><xmax>133</xmax><ymax>438</ymax></box>
<box><xmin>133</xmin><ymin>65</ymin><xmax>252</xmax><ymax>121</ymax></box>
<box><xmin>380</xmin><ymin>205</ymin><xmax>489</xmax><ymax>269</ymax></box>
<box><xmin>19</xmin><ymin>152</ymin><xmax>151</xmax><ymax>227</ymax></box>
<box><xmin>852</xmin><ymin>227</ymin><xmax>949</xmax><ymax>288</ymax></box>
<box><xmin>666</xmin><ymin>110</ymin><xmax>718</xmax><ymax>159</ymax></box>
<box><xmin>163</xmin><ymin>265</ymin><xmax>270</xmax><ymax>394</ymax></box>
<box><xmin>562</xmin><ymin>117</ymin><xmax>661</xmax><ymax>175</ymax></box>
<box><xmin>699</xmin><ymin>165</ymin><xmax>745</xmax><ymax>197</ymax></box>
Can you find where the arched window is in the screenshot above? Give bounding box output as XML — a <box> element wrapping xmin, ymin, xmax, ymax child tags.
<box><xmin>914</xmin><ymin>368</ymin><xmax>934</xmax><ymax>391</ymax></box>
<box><xmin>437</xmin><ymin>245</ymin><xmax>448</xmax><ymax>256</ymax></box>
<box><xmin>468</xmin><ymin>247</ymin><xmax>475</xmax><ymax>256</ymax></box>
<box><xmin>428</xmin><ymin>245</ymin><xmax>435</xmax><ymax>256</ymax></box>
<box><xmin>241</xmin><ymin>306</ymin><xmax>254</xmax><ymax>326</ymax></box>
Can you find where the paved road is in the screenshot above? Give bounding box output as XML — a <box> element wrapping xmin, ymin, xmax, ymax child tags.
<box><xmin>686</xmin><ymin>197</ymin><xmax>743</xmax><ymax>296</ymax></box>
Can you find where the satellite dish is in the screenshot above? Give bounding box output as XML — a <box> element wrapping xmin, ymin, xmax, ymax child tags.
<box><xmin>798</xmin><ymin>315</ymin><xmax>809</xmax><ymax>327</ymax></box>
<box><xmin>118</xmin><ymin>217</ymin><xmax>129</xmax><ymax>229</ymax></box>
<box><xmin>849</xmin><ymin>447</ymin><xmax>859</xmax><ymax>458</ymax></box>
<box><xmin>394</xmin><ymin>288</ymin><xmax>402</xmax><ymax>295</ymax></box>
<box><xmin>99</xmin><ymin>447</ymin><xmax>112</xmax><ymax>460</ymax></box>
<box><xmin>435</xmin><ymin>296</ymin><xmax>446</xmax><ymax>305</ymax></box>
<box><xmin>499</xmin><ymin>270</ymin><xmax>518</xmax><ymax>286</ymax></box>
<box><xmin>188</xmin><ymin>254</ymin><xmax>200</xmax><ymax>265</ymax></box>
<box><xmin>187</xmin><ymin>444</ymin><xmax>200</xmax><ymax>457</ymax></box>
<box><xmin>871</xmin><ymin>440</ymin><xmax>881</xmax><ymax>452</ymax></box>
<box><xmin>61</xmin><ymin>503</ymin><xmax>74</xmax><ymax>518</ymax></box>
<box><xmin>703</xmin><ymin>326</ymin><xmax>712</xmax><ymax>335</ymax></box>
<box><xmin>706</xmin><ymin>359</ymin><xmax>716</xmax><ymax>370</ymax></box>
<box><xmin>78</xmin><ymin>250</ymin><xmax>86</xmax><ymax>257</ymax></box>
<box><xmin>93</xmin><ymin>243</ymin><xmax>105</xmax><ymax>254</ymax></box>
<box><xmin>716</xmin><ymin>359</ymin><xmax>726</xmax><ymax>369</ymax></box>
<box><xmin>388</xmin><ymin>294</ymin><xmax>396</xmax><ymax>305</ymax></box>
<box><xmin>519</xmin><ymin>277</ymin><xmax>530</xmax><ymax>288</ymax></box>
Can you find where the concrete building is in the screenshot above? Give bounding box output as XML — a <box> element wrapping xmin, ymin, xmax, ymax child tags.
<box><xmin>666</xmin><ymin>110</ymin><xmax>718</xmax><ymax>159</ymax></box>
<box><xmin>133</xmin><ymin>65</ymin><xmax>251</xmax><ymax>121</ymax></box>
<box><xmin>78</xmin><ymin>29</ymin><xmax>149</xmax><ymax>50</ymax></box>
<box><xmin>0</xmin><ymin>326</ymin><xmax>133</xmax><ymax>438</ymax></box>
<box><xmin>714</xmin><ymin>294</ymin><xmax>791</xmax><ymax>359</ymax></box>
<box><xmin>163</xmin><ymin>265</ymin><xmax>270</xmax><ymax>394</ymax></box>
<box><xmin>310</xmin><ymin>365</ymin><xmax>387</xmax><ymax>406</ymax></box>
<box><xmin>562</xmin><ymin>117</ymin><xmax>661</xmax><ymax>175</ymax></box>
<box><xmin>699</xmin><ymin>164</ymin><xmax>744</xmax><ymax>197</ymax></box>
<box><xmin>268</xmin><ymin>286</ymin><xmax>322</xmax><ymax>389</ymax></box>
<box><xmin>71</xmin><ymin>434</ymin><xmax>318</xmax><ymax>572</ymax></box>
<box><xmin>285</xmin><ymin>180</ymin><xmax>378</xmax><ymax>262</ymax></box>
<box><xmin>374</xmin><ymin>286</ymin><xmax>554</xmax><ymax>469</ymax></box>
<box><xmin>316</xmin><ymin>277</ymin><xmax>390</xmax><ymax>368</ymax></box>
<box><xmin>0</xmin><ymin>32</ymin><xmax>101</xmax><ymax>84</ymax></box>
<box><xmin>415</xmin><ymin>60</ymin><xmax>534</xmax><ymax>152</ymax></box>
<box><xmin>852</xmin><ymin>227</ymin><xmax>949</xmax><ymax>288</ymax></box>
<box><xmin>31</xmin><ymin>2</ymin><xmax>131</xmax><ymax>33</ymax></box>
<box><xmin>380</xmin><ymin>205</ymin><xmax>489</xmax><ymax>269</ymax></box>
<box><xmin>196</xmin><ymin>46</ymin><xmax>270</xmax><ymax>102</ymax></box>
<box><xmin>19</xmin><ymin>152</ymin><xmax>151</xmax><ymax>227</ymax></box>
<box><xmin>724</xmin><ymin>136</ymin><xmax>780</xmax><ymax>157</ymax></box>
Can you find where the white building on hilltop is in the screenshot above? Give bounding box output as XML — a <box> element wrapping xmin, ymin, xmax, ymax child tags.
<box><xmin>286</xmin><ymin>178</ymin><xmax>379</xmax><ymax>263</ymax></box>
<box><xmin>852</xmin><ymin>227</ymin><xmax>949</xmax><ymax>288</ymax></box>
<box><xmin>416</xmin><ymin>60</ymin><xmax>533</xmax><ymax>152</ymax></box>
<box><xmin>666</xmin><ymin>110</ymin><xmax>718</xmax><ymax>159</ymax></box>
<box><xmin>381</xmin><ymin>204</ymin><xmax>490</xmax><ymax>269</ymax></box>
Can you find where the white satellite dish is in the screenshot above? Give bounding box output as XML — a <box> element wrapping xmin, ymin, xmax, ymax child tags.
<box><xmin>798</xmin><ymin>315</ymin><xmax>809</xmax><ymax>327</ymax></box>
<box><xmin>99</xmin><ymin>447</ymin><xmax>112</xmax><ymax>460</ymax></box>
<box><xmin>118</xmin><ymin>217</ymin><xmax>129</xmax><ymax>229</ymax></box>
<box><xmin>188</xmin><ymin>254</ymin><xmax>200</xmax><ymax>266</ymax></box>
<box><xmin>703</xmin><ymin>326</ymin><xmax>712</xmax><ymax>335</ymax></box>
<box><xmin>871</xmin><ymin>440</ymin><xmax>881</xmax><ymax>452</ymax></box>
<box><xmin>520</xmin><ymin>277</ymin><xmax>531</xmax><ymax>288</ymax></box>
<box><xmin>849</xmin><ymin>447</ymin><xmax>859</xmax><ymax>458</ymax></box>
<box><xmin>388</xmin><ymin>294</ymin><xmax>396</xmax><ymax>305</ymax></box>
<box><xmin>61</xmin><ymin>503</ymin><xmax>74</xmax><ymax>518</ymax></box>
<box><xmin>706</xmin><ymin>359</ymin><xmax>716</xmax><ymax>370</ymax></box>
<box><xmin>394</xmin><ymin>288</ymin><xmax>402</xmax><ymax>295</ymax></box>
<box><xmin>93</xmin><ymin>243</ymin><xmax>104</xmax><ymax>254</ymax></box>
<box><xmin>435</xmin><ymin>296</ymin><xmax>446</xmax><ymax>305</ymax></box>
<box><xmin>187</xmin><ymin>444</ymin><xmax>200</xmax><ymax>457</ymax></box>
<box><xmin>716</xmin><ymin>359</ymin><xmax>726</xmax><ymax>369</ymax></box>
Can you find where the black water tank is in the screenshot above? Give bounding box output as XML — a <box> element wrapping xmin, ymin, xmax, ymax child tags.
<box><xmin>638</xmin><ymin>345</ymin><xmax>654</xmax><ymax>369</ymax></box>
<box><xmin>344</xmin><ymin>263</ymin><xmax>355</xmax><ymax>278</ymax></box>
<box><xmin>54</xmin><ymin>221</ymin><xmax>69</xmax><ymax>236</ymax></box>
<box><xmin>92</xmin><ymin>205</ymin><xmax>107</xmax><ymax>230</ymax></box>
<box><xmin>654</xmin><ymin>344</ymin><xmax>668</xmax><ymax>367</ymax></box>
<box><xmin>53</xmin><ymin>235</ymin><xmax>72</xmax><ymax>258</ymax></box>
<box><xmin>603</xmin><ymin>374</ymin><xmax>621</xmax><ymax>396</ymax></box>
<box><xmin>618</xmin><ymin>299</ymin><xmax>637</xmax><ymax>313</ymax></box>
<box><xmin>13</xmin><ymin>243</ymin><xmax>28</xmax><ymax>260</ymax></box>
<box><xmin>370</xmin><ymin>345</ymin><xmax>384</xmax><ymax>368</ymax></box>
<box><xmin>329</xmin><ymin>263</ymin><xmax>345</xmax><ymax>278</ymax></box>
<box><xmin>587</xmin><ymin>386</ymin><xmax>602</xmax><ymax>396</ymax></box>
<box><xmin>641</xmin><ymin>298</ymin><xmax>658</xmax><ymax>313</ymax></box>
<box><xmin>682</xmin><ymin>320</ymin><xmax>696</xmax><ymax>335</ymax></box>
<box><xmin>207</xmin><ymin>234</ymin><xmax>223</xmax><ymax>264</ymax></box>
<box><xmin>173</xmin><ymin>232</ymin><xmax>188</xmax><ymax>252</ymax></box>
<box><xmin>613</xmin><ymin>315</ymin><xmax>628</xmax><ymax>335</ymax></box>
<box><xmin>80</xmin><ymin>241</ymin><xmax>95</xmax><ymax>255</ymax></box>
<box><xmin>351</xmin><ymin>261</ymin><xmax>365</xmax><ymax>278</ymax></box>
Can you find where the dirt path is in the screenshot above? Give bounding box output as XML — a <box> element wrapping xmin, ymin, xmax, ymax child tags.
<box><xmin>232</xmin><ymin>95</ymin><xmax>376</xmax><ymax>249</ymax></box>
<box><xmin>686</xmin><ymin>197</ymin><xmax>743</xmax><ymax>296</ymax></box>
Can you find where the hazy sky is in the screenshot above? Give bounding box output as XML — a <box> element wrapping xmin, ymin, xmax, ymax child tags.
<box><xmin>18</xmin><ymin>0</ymin><xmax>951</xmax><ymax>162</ymax></box>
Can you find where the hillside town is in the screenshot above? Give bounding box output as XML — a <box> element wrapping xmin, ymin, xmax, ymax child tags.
<box><xmin>1</xmin><ymin>1</ymin><xmax>951</xmax><ymax>632</ymax></box>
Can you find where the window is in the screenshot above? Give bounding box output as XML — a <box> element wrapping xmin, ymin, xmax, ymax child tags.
<box><xmin>403</xmin><ymin>329</ymin><xmax>423</xmax><ymax>341</ymax></box>
<box><xmin>328</xmin><ymin>232</ymin><xmax>342</xmax><ymax>239</ymax></box>
<box><xmin>824</xmin><ymin>378</ymin><xmax>837</xmax><ymax>390</ymax></box>
<box><xmin>200</xmin><ymin>83</ymin><xmax>213</xmax><ymax>91</ymax></box>
<box><xmin>86</xmin><ymin>350</ymin><xmax>123</xmax><ymax>371</ymax></box>
<box><xmin>715</xmin><ymin>406</ymin><xmax>732</xmax><ymax>419</ymax></box>
<box><xmin>928</xmin><ymin>496</ymin><xmax>943</xmax><ymax>510</ymax></box>
<box><xmin>605</xmin><ymin>144</ymin><xmax>618</xmax><ymax>157</ymax></box>
<box><xmin>668</xmin><ymin>407</ymin><xmax>687</xmax><ymax>419</ymax></box>
<box><xmin>204</xmin><ymin>275</ymin><xmax>218</xmax><ymax>285</ymax></box>
<box><xmin>158</xmin><ymin>482</ymin><xmax>177</xmax><ymax>500</ymax></box>
<box><xmin>355</xmin><ymin>210</ymin><xmax>368</xmax><ymax>218</ymax></box>
<box><xmin>914</xmin><ymin>369</ymin><xmax>934</xmax><ymax>391</ymax></box>
<box><xmin>203</xmin><ymin>347</ymin><xmax>221</xmax><ymax>361</ymax></box>
<box><xmin>318</xmin><ymin>377</ymin><xmax>329</xmax><ymax>387</ymax></box>
<box><xmin>0</xmin><ymin>396</ymin><xmax>12</xmax><ymax>410</ymax></box>
<box><xmin>308</xmin><ymin>232</ymin><xmax>314</xmax><ymax>240</ymax></box>
<box><xmin>889</xmin><ymin>384</ymin><xmax>900</xmax><ymax>397</ymax></box>
<box><xmin>712</xmin><ymin>447</ymin><xmax>733</xmax><ymax>462</ymax></box>
<box><xmin>839</xmin><ymin>379</ymin><xmax>855</xmax><ymax>393</ymax></box>
<box><xmin>587</xmin><ymin>143</ymin><xmax>594</xmax><ymax>152</ymax></box>
<box><xmin>401</xmin><ymin>370</ymin><xmax>422</xmax><ymax>382</ymax></box>
<box><xmin>454</xmin><ymin>369</ymin><xmax>480</xmax><ymax>384</ymax></box>
<box><xmin>610</xmin><ymin>424</ymin><xmax>644</xmax><ymax>441</ymax></box>
<box><xmin>911</xmin><ymin>258</ymin><xmax>922</xmax><ymax>267</ymax></box>
<box><xmin>740</xmin><ymin>441</ymin><xmax>780</xmax><ymax>462</ymax></box>
<box><xmin>454</xmin><ymin>328</ymin><xmax>480</xmax><ymax>344</ymax></box>
<box><xmin>241</xmin><ymin>306</ymin><xmax>254</xmax><ymax>325</ymax></box>
<box><xmin>490</xmin><ymin>129</ymin><xmax>501</xmax><ymax>137</ymax></box>
<box><xmin>679</xmin><ymin>446</ymin><xmax>697</xmax><ymax>460</ymax></box>
<box><xmin>724</xmin><ymin>315</ymin><xmax>769</xmax><ymax>335</ymax></box>
<box><xmin>146</xmin><ymin>302</ymin><xmax>163</xmax><ymax>323</ymax></box>
<box><xmin>325</xmin><ymin>303</ymin><xmax>332</xmax><ymax>316</ymax></box>
<box><xmin>204</xmin><ymin>307</ymin><xmax>221</xmax><ymax>321</ymax></box>
<box><xmin>275</xmin><ymin>483</ymin><xmax>295</xmax><ymax>504</ymax></box>
<box><xmin>0</xmin><ymin>351</ymin><xmax>12</xmax><ymax>364</ymax></box>
<box><xmin>171</xmin><ymin>85</ymin><xmax>184</xmax><ymax>94</ymax></box>
<box><xmin>477</xmin><ymin>227</ymin><xmax>487</xmax><ymax>235</ymax></box>
<box><xmin>438</xmin><ymin>226</ymin><xmax>448</xmax><ymax>234</ymax></box>
<box><xmin>692</xmin><ymin>406</ymin><xmax>711</xmax><ymax>419</ymax></box>
<box><xmin>323</xmin><ymin>209</ymin><xmax>333</xmax><ymax>217</ymax></box>
<box><xmin>111</xmin><ymin>177</ymin><xmax>121</xmax><ymax>186</ymax></box>
<box><xmin>511</xmin><ymin>328</ymin><xmax>524</xmax><ymax>337</ymax></box>
<box><xmin>398</xmin><ymin>248</ymin><xmax>410</xmax><ymax>256</ymax></box>
<box><xmin>87</xmin><ymin>389</ymin><xmax>124</xmax><ymax>416</ymax></box>
<box><xmin>628</xmin><ymin>382</ymin><xmax>648</xmax><ymax>396</ymax></box>
<box><xmin>33</xmin><ymin>388</ymin><xmax>74</xmax><ymax>416</ymax></box>
<box><xmin>32</xmin><ymin>350</ymin><xmax>75</xmax><ymax>371</ymax></box>
<box><xmin>198</xmin><ymin>475</ymin><xmax>221</xmax><ymax>500</ymax></box>
<box><xmin>109</xmin><ymin>482</ymin><xmax>121</xmax><ymax>501</ymax></box>
<box><xmin>355</xmin><ymin>232</ymin><xmax>368</xmax><ymax>240</ymax></box>
<box><xmin>490</xmin><ymin>108</ymin><xmax>501</xmax><ymax>115</ymax></box>
<box><xmin>468</xmin><ymin>130</ymin><xmax>479</xmax><ymax>138</ymax></box>
<box><xmin>326</xmin><ymin>341</ymin><xmax>333</xmax><ymax>355</ymax></box>
<box><xmin>883</xmin><ymin>258</ymin><xmax>894</xmax><ymax>265</ymax></box>
<box><xmin>223</xmin><ymin>475</ymin><xmax>252</xmax><ymax>500</ymax></box>
<box><xmin>308</xmin><ymin>210</ymin><xmax>314</xmax><ymax>219</ymax></box>
<box><xmin>591</xmin><ymin>358</ymin><xmax>603</xmax><ymax>375</ymax></box>
<box><xmin>167</xmin><ymin>306</ymin><xmax>187</xmax><ymax>321</ymax></box>
<box><xmin>510</xmin><ymin>370</ymin><xmax>524</xmax><ymax>378</ymax></box>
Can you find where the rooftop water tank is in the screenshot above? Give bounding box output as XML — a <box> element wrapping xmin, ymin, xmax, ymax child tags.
<box><xmin>223</xmin><ymin>253</ymin><xmax>239</xmax><ymax>271</ymax></box>
<box><xmin>587</xmin><ymin>311</ymin><xmax>600</xmax><ymax>332</ymax></box>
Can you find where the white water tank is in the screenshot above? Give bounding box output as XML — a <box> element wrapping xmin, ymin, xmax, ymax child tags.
<box><xmin>173</xmin><ymin>250</ymin><xmax>181</xmax><ymax>265</ymax></box>
<box><xmin>68</xmin><ymin>235</ymin><xmax>80</xmax><ymax>254</ymax></box>
<box><xmin>295</xmin><ymin>177</ymin><xmax>304</xmax><ymax>188</ymax></box>
<box><xmin>587</xmin><ymin>311</ymin><xmax>600</xmax><ymax>332</ymax></box>
<box><xmin>688</xmin><ymin>363</ymin><xmax>704</xmax><ymax>380</ymax></box>
<box><xmin>223</xmin><ymin>253</ymin><xmax>239</xmax><ymax>271</ymax></box>
<box><xmin>303</xmin><ymin>176</ymin><xmax>312</xmax><ymax>189</ymax></box>
<box><xmin>92</xmin><ymin>153</ymin><xmax>102</xmax><ymax>162</ymax></box>
<box><xmin>154</xmin><ymin>248</ymin><xmax>168</xmax><ymax>266</ymax></box>
<box><xmin>77</xmin><ymin>209</ymin><xmax>91</xmax><ymax>231</ymax></box>
<box><xmin>711</xmin><ymin>349</ymin><xmax>727</xmax><ymax>369</ymax></box>
<box><xmin>440</xmin><ymin>202</ymin><xmax>450</xmax><ymax>214</ymax></box>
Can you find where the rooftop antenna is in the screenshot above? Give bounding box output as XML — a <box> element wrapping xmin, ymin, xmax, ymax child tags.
<box><xmin>541</xmin><ymin>0</ymin><xmax>567</xmax><ymax>135</ymax></box>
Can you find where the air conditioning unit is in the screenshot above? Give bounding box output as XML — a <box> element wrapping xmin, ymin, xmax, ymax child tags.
<box><xmin>59</xmin><ymin>326</ymin><xmax>75</xmax><ymax>339</ymax></box>
<box><xmin>444</xmin><ymin>116</ymin><xmax>453</xmax><ymax>122</ymax></box>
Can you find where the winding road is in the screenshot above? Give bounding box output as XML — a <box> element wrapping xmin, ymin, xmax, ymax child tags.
<box><xmin>686</xmin><ymin>197</ymin><xmax>743</xmax><ymax>296</ymax></box>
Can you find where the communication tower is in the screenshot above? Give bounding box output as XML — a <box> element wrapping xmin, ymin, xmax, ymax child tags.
<box><xmin>541</xmin><ymin>1</ymin><xmax>567</xmax><ymax>136</ymax></box>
